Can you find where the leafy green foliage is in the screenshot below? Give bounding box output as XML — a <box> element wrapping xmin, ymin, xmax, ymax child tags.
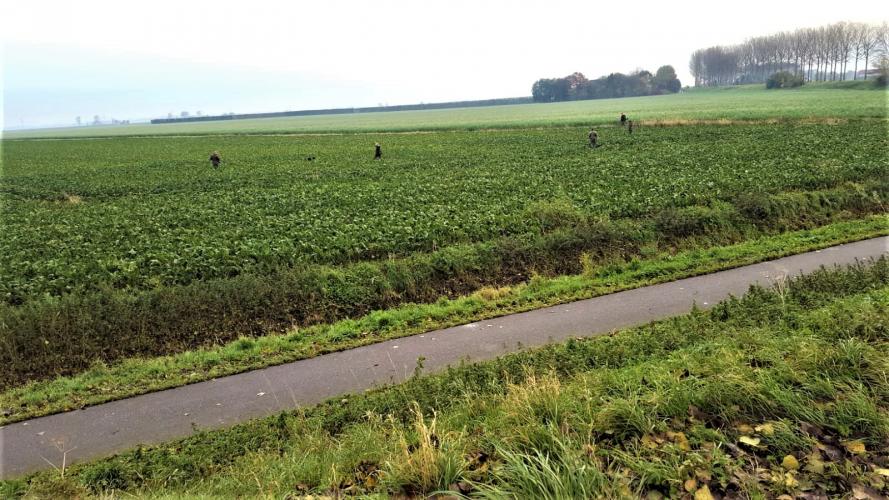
<box><xmin>767</xmin><ymin>71</ymin><xmax>805</xmax><ymax>89</ymax></box>
<box><xmin>3</xmin><ymin>123</ymin><xmax>886</xmax><ymax>304</ymax></box>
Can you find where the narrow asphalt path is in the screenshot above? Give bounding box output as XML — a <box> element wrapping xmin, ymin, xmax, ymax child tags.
<box><xmin>2</xmin><ymin>236</ymin><xmax>886</xmax><ymax>479</ymax></box>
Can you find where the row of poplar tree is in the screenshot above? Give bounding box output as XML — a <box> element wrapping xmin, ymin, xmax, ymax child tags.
<box><xmin>689</xmin><ymin>21</ymin><xmax>888</xmax><ymax>86</ymax></box>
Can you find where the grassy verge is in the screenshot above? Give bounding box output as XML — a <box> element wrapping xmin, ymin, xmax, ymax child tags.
<box><xmin>2</xmin><ymin>215</ymin><xmax>886</xmax><ymax>425</ymax></box>
<box><xmin>3</xmin><ymin>179</ymin><xmax>886</xmax><ymax>389</ymax></box>
<box><xmin>4</xmin><ymin>258</ymin><xmax>888</xmax><ymax>498</ymax></box>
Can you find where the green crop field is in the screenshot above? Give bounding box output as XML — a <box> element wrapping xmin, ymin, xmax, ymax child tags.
<box><xmin>3</xmin><ymin>122</ymin><xmax>887</xmax><ymax>303</ymax></box>
<box><xmin>3</xmin><ymin>84</ymin><xmax>887</xmax><ymax>139</ymax></box>
<box><xmin>0</xmin><ymin>85</ymin><xmax>887</xmax><ymax>418</ymax></box>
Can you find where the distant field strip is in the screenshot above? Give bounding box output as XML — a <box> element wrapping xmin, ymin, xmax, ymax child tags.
<box><xmin>4</xmin><ymin>85</ymin><xmax>887</xmax><ymax>139</ymax></box>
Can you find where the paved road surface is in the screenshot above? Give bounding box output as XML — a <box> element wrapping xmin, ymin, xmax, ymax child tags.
<box><xmin>1</xmin><ymin>236</ymin><xmax>886</xmax><ymax>479</ymax></box>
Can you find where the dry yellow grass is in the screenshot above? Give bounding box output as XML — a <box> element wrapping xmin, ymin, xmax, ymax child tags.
<box><xmin>638</xmin><ymin>117</ymin><xmax>851</xmax><ymax>127</ymax></box>
<box><xmin>385</xmin><ymin>404</ymin><xmax>467</xmax><ymax>492</ymax></box>
<box><xmin>61</xmin><ymin>193</ymin><xmax>83</xmax><ymax>205</ymax></box>
<box><xmin>472</xmin><ymin>286</ymin><xmax>513</xmax><ymax>301</ymax></box>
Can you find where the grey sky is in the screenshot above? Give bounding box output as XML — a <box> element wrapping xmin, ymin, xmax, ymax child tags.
<box><xmin>2</xmin><ymin>0</ymin><xmax>885</xmax><ymax>129</ymax></box>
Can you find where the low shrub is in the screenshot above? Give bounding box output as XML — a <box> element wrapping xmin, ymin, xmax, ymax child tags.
<box><xmin>766</xmin><ymin>71</ymin><xmax>805</xmax><ymax>89</ymax></box>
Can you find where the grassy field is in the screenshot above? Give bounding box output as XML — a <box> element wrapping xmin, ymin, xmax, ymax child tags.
<box><xmin>1</xmin><ymin>85</ymin><xmax>887</xmax><ymax>397</ymax></box>
<box><xmin>4</xmin><ymin>84</ymin><xmax>887</xmax><ymax>139</ymax></box>
<box><xmin>5</xmin><ymin>260</ymin><xmax>888</xmax><ymax>498</ymax></box>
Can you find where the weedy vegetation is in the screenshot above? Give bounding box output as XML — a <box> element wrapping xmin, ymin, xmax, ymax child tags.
<box><xmin>4</xmin><ymin>261</ymin><xmax>888</xmax><ymax>498</ymax></box>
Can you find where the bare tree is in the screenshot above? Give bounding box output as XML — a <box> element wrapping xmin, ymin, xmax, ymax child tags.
<box><xmin>689</xmin><ymin>50</ymin><xmax>705</xmax><ymax>87</ymax></box>
<box><xmin>851</xmin><ymin>22</ymin><xmax>867</xmax><ymax>79</ymax></box>
<box><xmin>835</xmin><ymin>22</ymin><xmax>855</xmax><ymax>79</ymax></box>
<box><xmin>689</xmin><ymin>21</ymin><xmax>885</xmax><ymax>87</ymax></box>
<box><xmin>877</xmin><ymin>22</ymin><xmax>889</xmax><ymax>58</ymax></box>
<box><xmin>860</xmin><ymin>24</ymin><xmax>882</xmax><ymax>80</ymax></box>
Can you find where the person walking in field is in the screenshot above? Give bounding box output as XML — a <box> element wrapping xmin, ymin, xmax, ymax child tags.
<box><xmin>209</xmin><ymin>151</ymin><xmax>221</xmax><ymax>168</ymax></box>
<box><xmin>374</xmin><ymin>142</ymin><xmax>382</xmax><ymax>160</ymax></box>
<box><xmin>588</xmin><ymin>128</ymin><xmax>599</xmax><ymax>148</ymax></box>
<box><xmin>620</xmin><ymin>113</ymin><xmax>627</xmax><ymax>126</ymax></box>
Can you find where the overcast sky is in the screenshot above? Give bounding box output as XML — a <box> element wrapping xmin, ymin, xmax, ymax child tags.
<box><xmin>2</xmin><ymin>0</ymin><xmax>885</xmax><ymax>129</ymax></box>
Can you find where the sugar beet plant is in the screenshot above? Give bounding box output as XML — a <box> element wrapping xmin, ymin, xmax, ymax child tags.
<box><xmin>0</xmin><ymin>121</ymin><xmax>887</xmax><ymax>386</ymax></box>
<box><xmin>2</xmin><ymin>122</ymin><xmax>886</xmax><ymax>304</ymax></box>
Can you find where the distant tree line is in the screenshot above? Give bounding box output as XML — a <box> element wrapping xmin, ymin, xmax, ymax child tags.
<box><xmin>531</xmin><ymin>66</ymin><xmax>682</xmax><ymax>103</ymax></box>
<box><xmin>689</xmin><ymin>21</ymin><xmax>889</xmax><ymax>86</ymax></box>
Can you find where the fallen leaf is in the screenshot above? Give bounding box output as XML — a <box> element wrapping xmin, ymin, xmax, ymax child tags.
<box><xmin>783</xmin><ymin>455</ymin><xmax>800</xmax><ymax>470</ymax></box>
<box><xmin>800</xmin><ymin>422</ymin><xmax>825</xmax><ymax>439</ymax></box>
<box><xmin>641</xmin><ymin>435</ymin><xmax>659</xmax><ymax>449</ymax></box>
<box><xmin>694</xmin><ymin>484</ymin><xmax>714</xmax><ymax>500</ymax></box>
<box><xmin>739</xmin><ymin>436</ymin><xmax>761</xmax><ymax>447</ymax></box>
<box><xmin>844</xmin><ymin>440</ymin><xmax>867</xmax><ymax>455</ymax></box>
<box><xmin>817</xmin><ymin>442</ymin><xmax>843</xmax><ymax>461</ymax></box>
<box><xmin>875</xmin><ymin>468</ymin><xmax>889</xmax><ymax>477</ymax></box>
<box><xmin>736</xmin><ymin>424</ymin><xmax>755</xmax><ymax>434</ymax></box>
<box><xmin>804</xmin><ymin>452</ymin><xmax>826</xmax><ymax>475</ymax></box>
<box><xmin>668</xmin><ymin>431</ymin><xmax>691</xmax><ymax>451</ymax></box>
<box><xmin>852</xmin><ymin>483</ymin><xmax>881</xmax><ymax>499</ymax></box>
<box><xmin>755</xmin><ymin>423</ymin><xmax>775</xmax><ymax>436</ymax></box>
<box><xmin>784</xmin><ymin>472</ymin><xmax>799</xmax><ymax>488</ymax></box>
<box><xmin>684</xmin><ymin>478</ymin><xmax>698</xmax><ymax>492</ymax></box>
<box><xmin>777</xmin><ymin>495</ymin><xmax>794</xmax><ymax>500</ymax></box>
<box><xmin>619</xmin><ymin>484</ymin><xmax>633</xmax><ymax>497</ymax></box>
<box><xmin>796</xmin><ymin>476</ymin><xmax>815</xmax><ymax>492</ymax></box>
